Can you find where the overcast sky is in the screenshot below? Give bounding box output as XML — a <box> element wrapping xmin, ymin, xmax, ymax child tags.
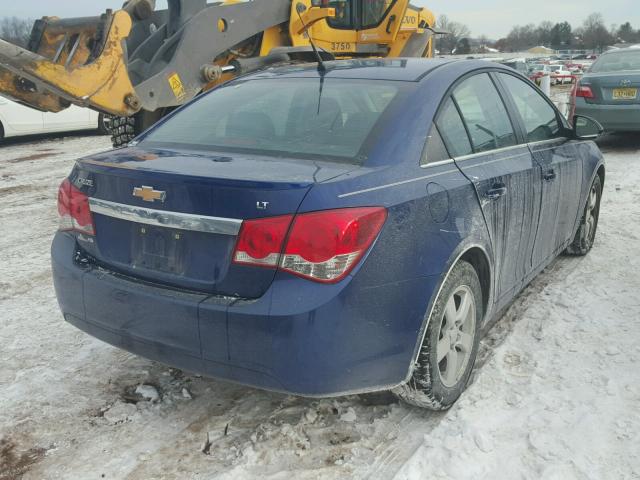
<box><xmin>2</xmin><ymin>0</ymin><xmax>639</xmax><ymax>39</ymax></box>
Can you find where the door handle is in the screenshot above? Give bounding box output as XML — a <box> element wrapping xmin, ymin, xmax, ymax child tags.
<box><xmin>386</xmin><ymin>15</ymin><xmax>397</xmax><ymax>34</ymax></box>
<box><xmin>543</xmin><ymin>169</ymin><xmax>556</xmax><ymax>181</ymax></box>
<box><xmin>486</xmin><ymin>184</ymin><xmax>507</xmax><ymax>200</ymax></box>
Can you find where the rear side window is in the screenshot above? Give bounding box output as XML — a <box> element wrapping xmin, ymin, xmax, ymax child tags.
<box><xmin>141</xmin><ymin>78</ymin><xmax>402</xmax><ymax>163</ymax></box>
<box><xmin>435</xmin><ymin>98</ymin><xmax>473</xmax><ymax>157</ymax></box>
<box><xmin>421</xmin><ymin>125</ymin><xmax>450</xmax><ymax>165</ymax></box>
<box><xmin>453</xmin><ymin>73</ymin><xmax>517</xmax><ymax>153</ymax></box>
<box><xmin>499</xmin><ymin>73</ymin><xmax>562</xmax><ymax>143</ymax></box>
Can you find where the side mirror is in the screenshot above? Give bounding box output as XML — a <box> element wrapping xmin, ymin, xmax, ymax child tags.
<box><xmin>573</xmin><ymin>115</ymin><xmax>604</xmax><ymax>140</ymax></box>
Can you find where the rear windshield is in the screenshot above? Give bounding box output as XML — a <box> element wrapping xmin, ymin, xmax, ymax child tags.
<box><xmin>591</xmin><ymin>50</ymin><xmax>640</xmax><ymax>73</ymax></box>
<box><xmin>141</xmin><ymin>78</ymin><xmax>403</xmax><ymax>163</ymax></box>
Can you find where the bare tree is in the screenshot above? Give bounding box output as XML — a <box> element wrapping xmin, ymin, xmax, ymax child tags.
<box><xmin>436</xmin><ymin>15</ymin><xmax>471</xmax><ymax>55</ymax></box>
<box><xmin>506</xmin><ymin>24</ymin><xmax>538</xmax><ymax>51</ymax></box>
<box><xmin>0</xmin><ymin>17</ymin><xmax>33</xmax><ymax>48</ymax></box>
<box><xmin>536</xmin><ymin>21</ymin><xmax>554</xmax><ymax>47</ymax></box>
<box><xmin>580</xmin><ymin>13</ymin><xmax>613</xmax><ymax>51</ymax></box>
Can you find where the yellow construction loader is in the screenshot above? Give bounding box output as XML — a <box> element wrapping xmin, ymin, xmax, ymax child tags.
<box><xmin>0</xmin><ymin>0</ymin><xmax>437</xmax><ymax>146</ymax></box>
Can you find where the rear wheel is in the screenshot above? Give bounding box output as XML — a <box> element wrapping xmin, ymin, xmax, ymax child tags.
<box><xmin>394</xmin><ymin>260</ymin><xmax>482</xmax><ymax>410</ymax></box>
<box><xmin>566</xmin><ymin>175</ymin><xmax>602</xmax><ymax>256</ymax></box>
<box><xmin>0</xmin><ymin>121</ymin><xmax>4</xmax><ymax>143</ymax></box>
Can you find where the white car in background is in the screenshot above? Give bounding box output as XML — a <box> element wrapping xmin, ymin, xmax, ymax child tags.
<box><xmin>548</xmin><ymin>65</ymin><xmax>574</xmax><ymax>85</ymax></box>
<box><xmin>0</xmin><ymin>96</ymin><xmax>109</xmax><ymax>142</ymax></box>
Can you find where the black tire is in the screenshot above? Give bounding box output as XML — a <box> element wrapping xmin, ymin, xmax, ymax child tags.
<box><xmin>565</xmin><ymin>175</ymin><xmax>602</xmax><ymax>256</ymax></box>
<box><xmin>97</xmin><ymin>113</ymin><xmax>112</xmax><ymax>136</ymax></box>
<box><xmin>0</xmin><ymin>121</ymin><xmax>4</xmax><ymax>143</ymax></box>
<box><xmin>394</xmin><ymin>260</ymin><xmax>482</xmax><ymax>410</ymax></box>
<box><xmin>110</xmin><ymin>115</ymin><xmax>137</xmax><ymax>148</ymax></box>
<box><xmin>110</xmin><ymin>110</ymin><xmax>168</xmax><ymax>148</ymax></box>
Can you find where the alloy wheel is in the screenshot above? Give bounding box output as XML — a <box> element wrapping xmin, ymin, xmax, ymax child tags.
<box><xmin>436</xmin><ymin>285</ymin><xmax>477</xmax><ymax>388</ymax></box>
<box><xmin>584</xmin><ymin>183</ymin><xmax>599</xmax><ymax>247</ymax></box>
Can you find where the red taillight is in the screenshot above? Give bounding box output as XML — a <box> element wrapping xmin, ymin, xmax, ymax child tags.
<box><xmin>232</xmin><ymin>207</ymin><xmax>387</xmax><ymax>283</ymax></box>
<box><xmin>233</xmin><ymin>214</ymin><xmax>293</xmax><ymax>267</ymax></box>
<box><xmin>574</xmin><ymin>83</ymin><xmax>595</xmax><ymax>99</ymax></box>
<box><xmin>57</xmin><ymin>178</ymin><xmax>95</xmax><ymax>235</ymax></box>
<box><xmin>281</xmin><ymin>208</ymin><xmax>387</xmax><ymax>282</ymax></box>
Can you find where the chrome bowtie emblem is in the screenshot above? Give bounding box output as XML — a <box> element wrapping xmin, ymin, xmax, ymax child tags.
<box><xmin>133</xmin><ymin>186</ymin><xmax>166</xmax><ymax>203</ymax></box>
<box><xmin>620</xmin><ymin>79</ymin><xmax>632</xmax><ymax>87</ymax></box>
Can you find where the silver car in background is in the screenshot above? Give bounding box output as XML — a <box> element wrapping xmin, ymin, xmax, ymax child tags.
<box><xmin>572</xmin><ymin>47</ymin><xmax>640</xmax><ymax>132</ymax></box>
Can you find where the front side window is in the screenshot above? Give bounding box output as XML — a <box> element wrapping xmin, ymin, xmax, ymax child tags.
<box><xmin>453</xmin><ymin>74</ymin><xmax>517</xmax><ymax>153</ymax></box>
<box><xmin>435</xmin><ymin>97</ymin><xmax>473</xmax><ymax>158</ymax></box>
<box><xmin>142</xmin><ymin>78</ymin><xmax>402</xmax><ymax>163</ymax></box>
<box><xmin>499</xmin><ymin>73</ymin><xmax>562</xmax><ymax>143</ymax></box>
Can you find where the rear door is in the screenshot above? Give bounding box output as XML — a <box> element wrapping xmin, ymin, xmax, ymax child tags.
<box><xmin>496</xmin><ymin>72</ymin><xmax>582</xmax><ymax>269</ymax></box>
<box><xmin>438</xmin><ymin>73</ymin><xmax>541</xmax><ymax>303</ymax></box>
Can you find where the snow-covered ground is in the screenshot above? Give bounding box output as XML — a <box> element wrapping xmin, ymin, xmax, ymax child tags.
<box><xmin>1</xmin><ymin>132</ymin><xmax>639</xmax><ymax>480</ymax></box>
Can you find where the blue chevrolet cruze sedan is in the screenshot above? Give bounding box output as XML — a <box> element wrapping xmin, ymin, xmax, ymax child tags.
<box><xmin>52</xmin><ymin>59</ymin><xmax>605</xmax><ymax>409</ymax></box>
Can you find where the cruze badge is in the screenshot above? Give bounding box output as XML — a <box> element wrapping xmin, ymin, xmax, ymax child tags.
<box><xmin>133</xmin><ymin>186</ymin><xmax>167</xmax><ymax>203</ymax></box>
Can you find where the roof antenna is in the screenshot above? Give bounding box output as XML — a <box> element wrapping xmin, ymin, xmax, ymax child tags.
<box><xmin>296</xmin><ymin>3</ymin><xmax>326</xmax><ymax>73</ymax></box>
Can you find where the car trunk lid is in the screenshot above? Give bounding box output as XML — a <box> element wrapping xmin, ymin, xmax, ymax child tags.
<box><xmin>74</xmin><ymin>146</ymin><xmax>356</xmax><ymax>298</ymax></box>
<box><xmin>582</xmin><ymin>72</ymin><xmax>640</xmax><ymax>105</ymax></box>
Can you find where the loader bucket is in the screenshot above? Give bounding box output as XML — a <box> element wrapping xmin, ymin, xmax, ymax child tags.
<box><xmin>0</xmin><ymin>10</ymin><xmax>139</xmax><ymax>116</ymax></box>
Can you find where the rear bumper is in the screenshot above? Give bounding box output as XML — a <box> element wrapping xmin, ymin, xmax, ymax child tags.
<box><xmin>52</xmin><ymin>232</ymin><xmax>437</xmax><ymax>397</ymax></box>
<box><xmin>575</xmin><ymin>99</ymin><xmax>640</xmax><ymax>132</ymax></box>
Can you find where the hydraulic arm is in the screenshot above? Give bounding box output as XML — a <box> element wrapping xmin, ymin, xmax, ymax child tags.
<box><xmin>0</xmin><ymin>0</ymin><xmax>437</xmax><ymax>145</ymax></box>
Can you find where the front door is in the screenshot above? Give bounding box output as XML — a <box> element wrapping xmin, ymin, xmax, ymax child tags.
<box><xmin>529</xmin><ymin>140</ymin><xmax>582</xmax><ymax>267</ymax></box>
<box><xmin>496</xmin><ymin>73</ymin><xmax>583</xmax><ymax>270</ymax></box>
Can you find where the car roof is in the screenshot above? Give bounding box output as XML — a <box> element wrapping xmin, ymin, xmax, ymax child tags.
<box><xmin>248</xmin><ymin>58</ymin><xmax>461</xmax><ymax>82</ymax></box>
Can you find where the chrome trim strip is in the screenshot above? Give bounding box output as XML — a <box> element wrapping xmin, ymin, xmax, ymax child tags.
<box><xmin>337</xmin><ymin>169</ymin><xmax>460</xmax><ymax>198</ymax></box>
<box><xmin>454</xmin><ymin>143</ymin><xmax>529</xmax><ymax>162</ymax></box>
<box><xmin>89</xmin><ymin>198</ymin><xmax>243</xmax><ymax>236</ymax></box>
<box><xmin>527</xmin><ymin>138</ymin><xmax>568</xmax><ymax>148</ymax></box>
<box><xmin>420</xmin><ymin>158</ymin><xmax>455</xmax><ymax>168</ymax></box>
<box><xmin>465</xmin><ymin>151</ymin><xmax>530</xmax><ymax>168</ymax></box>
